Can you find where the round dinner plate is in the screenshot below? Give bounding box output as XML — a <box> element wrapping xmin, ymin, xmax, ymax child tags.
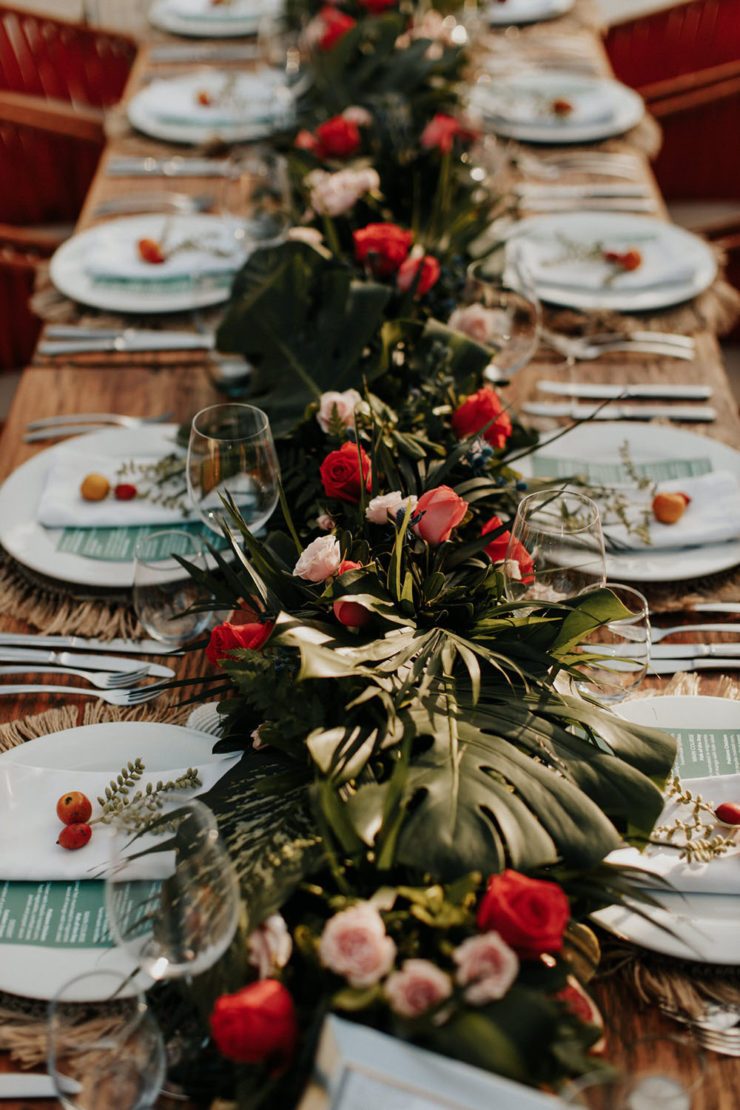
<box><xmin>49</xmin><ymin>213</ymin><xmax>247</xmax><ymax>314</ymax></box>
<box><xmin>486</xmin><ymin>0</ymin><xmax>574</xmax><ymax>25</ymax></box>
<box><xmin>0</xmin><ymin>720</ymin><xmax>233</xmax><ymax>1000</ymax></box>
<box><xmin>0</xmin><ymin>424</ymin><xmax>185</xmax><ymax>590</ymax></box>
<box><xmin>505</xmin><ymin>211</ymin><xmax>717</xmax><ymax>312</ymax></box>
<box><xmin>127</xmin><ymin>68</ymin><xmax>294</xmax><ymax>145</ymax></box>
<box><xmin>468</xmin><ymin>71</ymin><xmax>644</xmax><ymax>144</ymax></box>
<box><xmin>593</xmin><ymin>696</ymin><xmax>740</xmax><ymax>964</ymax></box>
<box><xmin>149</xmin><ymin>0</ymin><xmax>280</xmax><ymax>37</ymax></box>
<box><xmin>517</xmin><ymin>422</ymin><xmax>740</xmax><ymax>582</ymax></box>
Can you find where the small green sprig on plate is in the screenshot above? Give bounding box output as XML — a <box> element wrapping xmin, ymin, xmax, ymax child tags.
<box><xmin>92</xmin><ymin>758</ymin><xmax>202</xmax><ymax>832</ymax></box>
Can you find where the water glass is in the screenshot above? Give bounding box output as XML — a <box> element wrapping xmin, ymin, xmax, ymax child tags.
<box><xmin>574</xmin><ymin>583</ymin><xmax>651</xmax><ymax>704</ymax></box>
<box><xmin>47</xmin><ymin>969</ymin><xmax>165</xmax><ymax>1110</ymax></box>
<box><xmin>133</xmin><ymin>530</ymin><xmax>211</xmax><ymax>646</ymax></box>
<box><xmin>464</xmin><ymin>243</ymin><xmax>542</xmax><ymax>383</ymax></box>
<box><xmin>503</xmin><ymin>489</ymin><xmax>606</xmax><ymax>604</ymax></box>
<box><xmin>104</xmin><ymin>799</ymin><xmax>241</xmax><ymax>983</ymax></box>
<box><xmin>220</xmin><ymin>147</ymin><xmax>291</xmax><ymax>251</ymax></box>
<box><xmin>187</xmin><ymin>403</ymin><xmax>280</xmax><ymax>537</ymax></box>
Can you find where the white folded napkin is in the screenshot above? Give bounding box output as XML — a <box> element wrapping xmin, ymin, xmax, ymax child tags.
<box><xmin>0</xmin><ymin>756</ymin><xmax>240</xmax><ymax>882</ymax></box>
<box><xmin>36</xmin><ymin>449</ymin><xmax>195</xmax><ymax>529</ymax></box>
<box><xmin>600</xmin><ymin>470</ymin><xmax>740</xmax><ymax>551</ymax></box>
<box><xmin>607</xmin><ymin>774</ymin><xmax>740</xmax><ymax>895</ymax></box>
<box><xmin>516</xmin><ymin>234</ymin><xmax>698</xmax><ymax>293</ymax></box>
<box><xmin>169</xmin><ymin>0</ymin><xmax>282</xmax><ymax>21</ymax></box>
<box><xmin>484</xmin><ymin>85</ymin><xmax>614</xmax><ymax>128</ymax></box>
<box><xmin>83</xmin><ymin>218</ymin><xmax>245</xmax><ymax>287</ymax></box>
<box><xmin>147</xmin><ymin>73</ymin><xmax>286</xmax><ymax>128</ymax></box>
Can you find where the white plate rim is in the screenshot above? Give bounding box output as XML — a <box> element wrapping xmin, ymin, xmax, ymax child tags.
<box><xmin>517</xmin><ymin>421</ymin><xmax>740</xmax><ymax>582</ymax></box>
<box><xmin>486</xmin><ymin>0</ymin><xmax>574</xmax><ymax>25</ymax></box>
<box><xmin>471</xmin><ymin>70</ymin><xmax>644</xmax><ymax>142</ymax></box>
<box><xmin>127</xmin><ymin>68</ymin><xmax>291</xmax><ymax>146</ymax></box>
<box><xmin>0</xmin><ymin>719</ymin><xmax>227</xmax><ymax>769</ymax></box>
<box><xmin>148</xmin><ymin>0</ymin><xmax>266</xmax><ymax>37</ymax></box>
<box><xmin>617</xmin><ymin>695</ymin><xmax>740</xmax><ymax>732</ymax></box>
<box><xmin>0</xmin><ymin>423</ymin><xmax>184</xmax><ymax>589</ymax></box>
<box><xmin>49</xmin><ymin>213</ymin><xmax>246</xmax><ymax>314</ymax></box>
<box><xmin>505</xmin><ymin>211</ymin><xmax>717</xmax><ymax>311</ymax></box>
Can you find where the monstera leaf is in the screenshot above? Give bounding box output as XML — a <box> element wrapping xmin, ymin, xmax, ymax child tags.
<box><xmin>216</xmin><ymin>241</ymin><xmax>391</xmax><ymax>436</ymax></box>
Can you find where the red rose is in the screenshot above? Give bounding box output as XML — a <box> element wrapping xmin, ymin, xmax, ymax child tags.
<box><xmin>206</xmin><ymin>620</ymin><xmax>274</xmax><ymax>666</ymax></box>
<box><xmin>333</xmin><ymin>559</ymin><xmax>372</xmax><ymax>628</ymax></box>
<box><xmin>358</xmin><ymin>0</ymin><xmax>396</xmax><ymax>11</ymax></box>
<box><xmin>397</xmin><ymin>254</ymin><xmax>440</xmax><ymax>297</ymax></box>
<box><xmin>320</xmin><ymin>442</ymin><xmax>372</xmax><ymax>503</ymax></box>
<box><xmin>210</xmin><ymin>979</ymin><xmax>297</xmax><ymax>1065</ymax></box>
<box><xmin>451</xmin><ymin>386</ymin><xmax>513</xmax><ymax>449</ymax></box>
<box><xmin>317</xmin><ymin>6</ymin><xmax>356</xmax><ymax>50</ymax></box>
<box><xmin>413</xmin><ymin>485</ymin><xmax>468</xmax><ymax>546</ymax></box>
<box><xmin>477</xmin><ymin>870</ymin><xmax>570</xmax><ymax>959</ymax></box>
<box><xmin>420</xmin><ymin>113</ymin><xmax>476</xmax><ymax>154</ymax></box>
<box><xmin>353</xmin><ymin>223</ymin><xmax>413</xmax><ymax>278</ymax></box>
<box><xmin>481</xmin><ymin>516</ymin><xmax>534</xmax><ymax>584</ymax></box>
<box><xmin>315</xmin><ymin>115</ymin><xmax>361</xmax><ymax>159</ymax></box>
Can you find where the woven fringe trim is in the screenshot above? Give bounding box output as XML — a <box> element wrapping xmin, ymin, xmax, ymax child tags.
<box><xmin>0</xmin><ymin>699</ymin><xmax>194</xmax><ymax>753</ymax></box>
<box><xmin>0</xmin><ymin>1007</ymin><xmax>129</xmax><ymax>1069</ymax></box>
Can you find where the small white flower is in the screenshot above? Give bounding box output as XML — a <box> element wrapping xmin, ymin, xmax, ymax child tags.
<box><xmin>342</xmin><ymin>105</ymin><xmax>373</xmax><ymax>127</ymax></box>
<box><xmin>247</xmin><ymin>914</ymin><xmax>293</xmax><ymax>979</ymax></box>
<box><xmin>365</xmin><ymin>491</ymin><xmax>418</xmax><ymax>525</ymax></box>
<box><xmin>317</xmin><ymin>513</ymin><xmax>335</xmax><ymax>532</ymax></box>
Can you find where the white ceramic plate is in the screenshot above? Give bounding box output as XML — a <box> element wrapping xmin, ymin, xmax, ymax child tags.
<box><xmin>517</xmin><ymin>422</ymin><xmax>740</xmax><ymax>582</ymax></box>
<box><xmin>504</xmin><ymin>212</ymin><xmax>717</xmax><ymax>311</ymax></box>
<box><xmin>486</xmin><ymin>0</ymin><xmax>574</xmax><ymax>25</ymax></box>
<box><xmin>0</xmin><ymin>424</ymin><xmax>186</xmax><ymax>589</ymax></box>
<box><xmin>149</xmin><ymin>0</ymin><xmax>280</xmax><ymax>37</ymax></box>
<box><xmin>49</xmin><ymin>213</ymin><xmax>248</xmax><ymax>314</ymax></box>
<box><xmin>0</xmin><ymin>721</ymin><xmax>234</xmax><ymax>1000</ymax></box>
<box><xmin>593</xmin><ymin>696</ymin><xmax>740</xmax><ymax>963</ymax></box>
<box><xmin>127</xmin><ymin>68</ymin><xmax>293</xmax><ymax>145</ymax></box>
<box><xmin>469</xmin><ymin>71</ymin><xmax>644</xmax><ymax>143</ymax></box>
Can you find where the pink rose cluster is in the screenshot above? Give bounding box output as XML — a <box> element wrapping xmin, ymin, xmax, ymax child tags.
<box><xmin>307</xmin><ymin>167</ymin><xmax>380</xmax><ymax>217</ymax></box>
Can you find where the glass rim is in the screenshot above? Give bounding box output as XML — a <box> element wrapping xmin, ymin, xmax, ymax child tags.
<box><xmin>48</xmin><ymin>967</ymin><xmax>147</xmax><ymax>1010</ymax></box>
<box><xmin>515</xmin><ymin>488</ymin><xmax>602</xmax><ymax>535</ymax></box>
<box><xmin>133</xmin><ymin>529</ymin><xmax>205</xmax><ymax>567</ymax></box>
<box><xmin>191</xmin><ymin>402</ymin><xmax>270</xmax><ymax>441</ymax></box>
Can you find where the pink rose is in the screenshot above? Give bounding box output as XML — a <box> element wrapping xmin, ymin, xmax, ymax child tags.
<box><xmin>316</xmin><ymin>388</ymin><xmax>363</xmax><ymax>432</ymax></box>
<box><xmin>448</xmin><ymin>303</ymin><xmax>503</xmax><ymax>347</ymax></box>
<box><xmin>385</xmin><ymin>959</ymin><xmax>453</xmax><ymax>1019</ymax></box>
<box><xmin>397</xmin><ymin>254</ymin><xmax>441</xmax><ymax>297</ymax></box>
<box><xmin>308</xmin><ymin>168</ymin><xmax>380</xmax><ymax>218</ymax></box>
<box><xmin>365</xmin><ymin>490</ymin><xmax>417</xmax><ymax>525</ymax></box>
<box><xmin>247</xmin><ymin>914</ymin><xmax>293</xmax><ymax>980</ymax></box>
<box><xmin>317</xmin><ymin>513</ymin><xmax>335</xmax><ymax>531</ymax></box>
<box><xmin>318</xmin><ymin>902</ymin><xmax>396</xmax><ymax>988</ymax></box>
<box><xmin>420</xmin><ymin>113</ymin><xmax>476</xmax><ymax>154</ymax></box>
<box><xmin>413</xmin><ymin>485</ymin><xmax>468</xmax><ymax>546</ymax></box>
<box><xmin>293</xmin><ymin>535</ymin><xmax>342</xmax><ymax>581</ymax></box>
<box><xmin>452</xmin><ymin>932</ymin><xmax>519</xmax><ymax>1005</ymax></box>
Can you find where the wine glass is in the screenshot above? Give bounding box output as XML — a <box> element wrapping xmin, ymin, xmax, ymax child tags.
<box><xmin>463</xmin><ymin>242</ymin><xmax>542</xmax><ymax>383</ymax></box>
<box><xmin>220</xmin><ymin>146</ymin><xmax>291</xmax><ymax>252</ymax></box>
<box><xmin>47</xmin><ymin>969</ymin><xmax>166</xmax><ymax>1110</ymax></box>
<box><xmin>133</xmin><ymin>530</ymin><xmax>211</xmax><ymax>646</ymax></box>
<box><xmin>573</xmin><ymin>583</ymin><xmax>651</xmax><ymax>704</ymax></box>
<box><xmin>187</xmin><ymin>403</ymin><xmax>280</xmax><ymax>538</ymax></box>
<box><xmin>502</xmin><ymin>489</ymin><xmax>606</xmax><ymax>604</ymax></box>
<box><xmin>104</xmin><ymin>798</ymin><xmax>241</xmax><ymax>983</ymax></box>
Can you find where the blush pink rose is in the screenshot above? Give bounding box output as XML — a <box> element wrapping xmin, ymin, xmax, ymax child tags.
<box><xmin>448</xmin><ymin>303</ymin><xmax>503</xmax><ymax>347</ymax></box>
<box><xmin>293</xmin><ymin>535</ymin><xmax>342</xmax><ymax>582</ymax></box>
<box><xmin>452</xmin><ymin>932</ymin><xmax>519</xmax><ymax>1005</ymax></box>
<box><xmin>318</xmin><ymin>902</ymin><xmax>396</xmax><ymax>988</ymax></box>
<box><xmin>316</xmin><ymin>388</ymin><xmax>363</xmax><ymax>432</ymax></box>
<box><xmin>413</xmin><ymin>485</ymin><xmax>468</xmax><ymax>546</ymax></box>
<box><xmin>385</xmin><ymin>959</ymin><xmax>453</xmax><ymax>1019</ymax></box>
<box><xmin>365</xmin><ymin>490</ymin><xmax>417</xmax><ymax>525</ymax></box>
<box><xmin>247</xmin><ymin>914</ymin><xmax>293</xmax><ymax>980</ymax></box>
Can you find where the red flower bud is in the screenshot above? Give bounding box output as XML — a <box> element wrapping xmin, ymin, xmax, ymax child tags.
<box><xmin>210</xmin><ymin>979</ymin><xmax>297</xmax><ymax>1066</ymax></box>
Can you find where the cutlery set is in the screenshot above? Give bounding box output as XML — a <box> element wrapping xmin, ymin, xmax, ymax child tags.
<box><xmin>37</xmin><ymin>326</ymin><xmax>214</xmax><ymax>359</ymax></box>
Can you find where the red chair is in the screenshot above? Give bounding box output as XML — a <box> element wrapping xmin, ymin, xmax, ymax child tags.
<box><xmin>0</xmin><ymin>225</ymin><xmax>60</xmax><ymax>369</ymax></box>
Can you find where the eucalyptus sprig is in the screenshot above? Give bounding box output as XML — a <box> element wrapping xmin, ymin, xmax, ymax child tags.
<box><xmin>93</xmin><ymin>759</ymin><xmax>203</xmax><ymax>832</ymax></box>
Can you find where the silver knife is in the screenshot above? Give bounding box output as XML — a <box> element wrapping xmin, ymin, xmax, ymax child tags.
<box><xmin>0</xmin><ymin>648</ymin><xmax>174</xmax><ymax>677</ymax></box>
<box><xmin>0</xmin><ymin>1073</ymin><xmax>81</xmax><ymax>1099</ymax></box>
<box><xmin>537</xmin><ymin>381</ymin><xmax>713</xmax><ymax>401</ymax></box>
<box><xmin>649</xmin><ymin>657</ymin><xmax>740</xmax><ymax>673</ymax></box>
<box><xmin>38</xmin><ymin>330</ymin><xmax>215</xmax><ymax>356</ymax></box>
<box><xmin>522</xmin><ymin>402</ymin><xmax>717</xmax><ymax>422</ymax></box>
<box><xmin>25</xmin><ymin>425</ymin><xmax>118</xmax><ymax>441</ymax></box>
<box><xmin>516</xmin><ymin>183</ymin><xmax>651</xmax><ymax>199</ymax></box>
<box><xmin>149</xmin><ymin>43</ymin><xmax>262</xmax><ymax>63</ymax></box>
<box><xmin>521</xmin><ymin>198</ymin><xmax>657</xmax><ymax>213</ymax></box>
<box><xmin>693</xmin><ymin>603</ymin><xmax>740</xmax><ymax>614</ymax></box>
<box><xmin>0</xmin><ymin>634</ymin><xmax>182</xmax><ymax>656</ymax></box>
<box><xmin>106</xmin><ymin>156</ymin><xmax>232</xmax><ymax>178</ymax></box>
<box><xmin>650</xmin><ymin>643</ymin><xmax>740</xmax><ymax>659</ymax></box>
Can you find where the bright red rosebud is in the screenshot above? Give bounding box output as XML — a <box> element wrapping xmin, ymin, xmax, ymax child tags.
<box><xmin>320</xmin><ymin>442</ymin><xmax>372</xmax><ymax>503</ymax></box>
<box><xmin>451</xmin><ymin>386</ymin><xmax>513</xmax><ymax>450</ymax></box>
<box><xmin>210</xmin><ymin>979</ymin><xmax>298</xmax><ymax>1066</ymax></box>
<box><xmin>317</xmin><ymin>6</ymin><xmax>356</xmax><ymax>50</ymax></box>
<box><xmin>353</xmin><ymin>223</ymin><xmax>413</xmax><ymax>278</ymax></box>
<box><xmin>397</xmin><ymin>254</ymin><xmax>441</xmax><ymax>297</ymax></box>
<box><xmin>206</xmin><ymin>620</ymin><xmax>274</xmax><ymax>666</ymax></box>
<box><xmin>314</xmin><ymin>115</ymin><xmax>361</xmax><ymax>159</ymax></box>
<box><xmin>477</xmin><ymin>870</ymin><xmax>570</xmax><ymax>959</ymax></box>
<box><xmin>481</xmin><ymin>516</ymin><xmax>534</xmax><ymax>584</ymax></box>
<box><xmin>420</xmin><ymin>113</ymin><xmax>476</xmax><ymax>154</ymax></box>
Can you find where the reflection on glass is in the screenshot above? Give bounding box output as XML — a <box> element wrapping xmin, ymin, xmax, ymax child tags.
<box><xmin>574</xmin><ymin>583</ymin><xmax>651</xmax><ymax>704</ymax></box>
<box><xmin>133</xmin><ymin>530</ymin><xmax>211</xmax><ymax>646</ymax></box>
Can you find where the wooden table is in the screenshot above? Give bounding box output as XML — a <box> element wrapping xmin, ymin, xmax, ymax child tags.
<box><xmin>1</xmin><ymin>9</ymin><xmax>739</xmax><ymax>1108</ymax></box>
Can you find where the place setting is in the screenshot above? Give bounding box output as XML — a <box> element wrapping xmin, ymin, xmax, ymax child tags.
<box><xmin>484</xmin><ymin>0</ymin><xmax>575</xmax><ymax>26</ymax></box>
<box><xmin>149</xmin><ymin>0</ymin><xmax>285</xmax><ymax>38</ymax></box>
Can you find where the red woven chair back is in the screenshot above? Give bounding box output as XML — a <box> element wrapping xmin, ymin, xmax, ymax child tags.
<box><xmin>0</xmin><ymin>244</ymin><xmax>45</xmax><ymax>368</ymax></box>
<box><xmin>0</xmin><ymin>118</ymin><xmax>100</xmax><ymax>224</ymax></box>
<box><xmin>605</xmin><ymin>0</ymin><xmax>740</xmax><ymax>92</ymax></box>
<box><xmin>0</xmin><ymin>4</ymin><xmax>136</xmax><ymax>108</ymax></box>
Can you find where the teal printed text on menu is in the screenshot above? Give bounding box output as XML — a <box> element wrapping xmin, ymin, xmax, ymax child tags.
<box><xmin>530</xmin><ymin>456</ymin><xmax>712</xmax><ymax>484</ymax></box>
<box><xmin>672</xmin><ymin>729</ymin><xmax>740</xmax><ymax>778</ymax></box>
<box><xmin>0</xmin><ymin>879</ymin><xmax>161</xmax><ymax>948</ymax></box>
<box><xmin>56</xmin><ymin>521</ymin><xmax>228</xmax><ymax>561</ymax></box>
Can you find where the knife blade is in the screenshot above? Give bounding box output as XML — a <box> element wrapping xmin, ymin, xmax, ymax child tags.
<box><xmin>648</xmin><ymin>657</ymin><xmax>740</xmax><ymax>673</ymax></box>
<box><xmin>522</xmin><ymin>402</ymin><xmax>717</xmax><ymax>422</ymax></box>
<box><xmin>0</xmin><ymin>648</ymin><xmax>175</xmax><ymax>677</ymax></box>
<box><xmin>24</xmin><ymin>424</ymin><xmax>115</xmax><ymax>441</ymax></box>
<box><xmin>38</xmin><ymin>330</ymin><xmax>215</xmax><ymax>356</ymax></box>
<box><xmin>692</xmin><ymin>603</ymin><xmax>740</xmax><ymax>614</ymax></box>
<box><xmin>649</xmin><ymin>643</ymin><xmax>740</xmax><ymax>659</ymax></box>
<box><xmin>0</xmin><ymin>634</ymin><xmax>182</xmax><ymax>656</ymax></box>
<box><xmin>149</xmin><ymin>43</ymin><xmax>262</xmax><ymax>63</ymax></box>
<box><xmin>516</xmin><ymin>183</ymin><xmax>651</xmax><ymax>199</ymax></box>
<box><xmin>106</xmin><ymin>156</ymin><xmax>232</xmax><ymax>178</ymax></box>
<box><xmin>0</xmin><ymin>1073</ymin><xmax>81</xmax><ymax>1099</ymax></box>
<box><xmin>536</xmin><ymin>381</ymin><xmax>713</xmax><ymax>401</ymax></box>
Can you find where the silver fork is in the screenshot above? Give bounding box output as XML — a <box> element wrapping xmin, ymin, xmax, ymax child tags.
<box><xmin>541</xmin><ymin>332</ymin><xmax>695</xmax><ymax>361</ymax></box>
<box><xmin>26</xmin><ymin>411</ymin><xmax>174</xmax><ymax>431</ymax></box>
<box><xmin>0</xmin><ymin>683</ymin><xmax>168</xmax><ymax>705</ymax></box>
<box><xmin>514</xmin><ymin>151</ymin><xmax>641</xmax><ymax>181</ymax></box>
<box><xmin>0</xmin><ymin>665</ymin><xmax>150</xmax><ymax>689</ymax></box>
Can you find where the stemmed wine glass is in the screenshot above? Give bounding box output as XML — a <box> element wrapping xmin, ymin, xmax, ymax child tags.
<box><xmin>502</xmin><ymin>489</ymin><xmax>607</xmax><ymax>604</ymax></box>
<box><xmin>463</xmin><ymin>242</ymin><xmax>542</xmax><ymax>383</ymax></box>
<box><xmin>573</xmin><ymin>583</ymin><xmax>651</xmax><ymax>704</ymax></box>
<box><xmin>220</xmin><ymin>146</ymin><xmax>292</xmax><ymax>252</ymax></box>
<box><xmin>187</xmin><ymin>403</ymin><xmax>280</xmax><ymax>538</ymax></box>
<box><xmin>132</xmin><ymin>530</ymin><xmax>211</xmax><ymax>646</ymax></box>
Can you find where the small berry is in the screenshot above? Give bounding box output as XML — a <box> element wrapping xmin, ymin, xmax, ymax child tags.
<box><xmin>551</xmin><ymin>98</ymin><xmax>573</xmax><ymax>117</ymax></box>
<box><xmin>114</xmin><ymin>483</ymin><xmax>137</xmax><ymax>501</ymax></box>
<box><xmin>57</xmin><ymin>823</ymin><xmax>92</xmax><ymax>851</ymax></box>
<box><xmin>196</xmin><ymin>90</ymin><xmax>212</xmax><ymax>106</ymax></box>
<box><xmin>652</xmin><ymin>492</ymin><xmax>689</xmax><ymax>525</ymax></box>
<box><xmin>80</xmin><ymin>473</ymin><xmax>110</xmax><ymax>501</ymax></box>
<box><xmin>138</xmin><ymin>238</ymin><xmax>166</xmax><ymax>265</ymax></box>
<box><xmin>714</xmin><ymin>802</ymin><xmax>740</xmax><ymax>826</ymax></box>
<box><xmin>56</xmin><ymin>791</ymin><xmax>92</xmax><ymax>825</ymax></box>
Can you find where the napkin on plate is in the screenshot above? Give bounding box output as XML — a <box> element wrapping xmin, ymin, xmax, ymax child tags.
<box><xmin>36</xmin><ymin>448</ymin><xmax>195</xmax><ymax>529</ymax></box>
<box><xmin>168</xmin><ymin>0</ymin><xmax>281</xmax><ymax>21</ymax></box>
<box><xmin>599</xmin><ymin>470</ymin><xmax>740</xmax><ymax>551</ymax></box>
<box><xmin>515</xmin><ymin>234</ymin><xmax>698</xmax><ymax>293</ymax></box>
<box><xmin>483</xmin><ymin>85</ymin><xmax>614</xmax><ymax>128</ymax></box>
<box><xmin>146</xmin><ymin>73</ymin><xmax>287</xmax><ymax>128</ymax></box>
<box><xmin>0</xmin><ymin>756</ymin><xmax>240</xmax><ymax>882</ymax></box>
<box><xmin>82</xmin><ymin>218</ymin><xmax>245</xmax><ymax>289</ymax></box>
<box><xmin>606</xmin><ymin>774</ymin><xmax>740</xmax><ymax>895</ymax></box>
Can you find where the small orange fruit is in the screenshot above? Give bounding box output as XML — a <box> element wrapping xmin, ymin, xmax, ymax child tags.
<box><xmin>56</xmin><ymin>791</ymin><xmax>92</xmax><ymax>825</ymax></box>
<box><xmin>652</xmin><ymin>491</ymin><xmax>690</xmax><ymax>524</ymax></box>
<box><xmin>80</xmin><ymin>473</ymin><xmax>110</xmax><ymax>501</ymax></box>
<box><xmin>57</xmin><ymin>823</ymin><xmax>92</xmax><ymax>851</ymax></box>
